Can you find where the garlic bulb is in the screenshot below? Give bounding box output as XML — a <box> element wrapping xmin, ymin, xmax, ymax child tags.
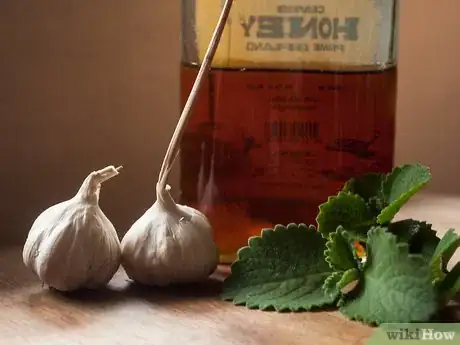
<box><xmin>120</xmin><ymin>184</ymin><xmax>219</xmax><ymax>286</ymax></box>
<box><xmin>120</xmin><ymin>0</ymin><xmax>232</xmax><ymax>286</ymax></box>
<box><xmin>22</xmin><ymin>165</ymin><xmax>122</xmax><ymax>292</ymax></box>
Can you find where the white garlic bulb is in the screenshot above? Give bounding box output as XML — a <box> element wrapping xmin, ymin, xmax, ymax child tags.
<box><xmin>22</xmin><ymin>165</ymin><xmax>122</xmax><ymax>292</ymax></box>
<box><xmin>120</xmin><ymin>184</ymin><xmax>219</xmax><ymax>286</ymax></box>
<box><xmin>119</xmin><ymin>0</ymin><xmax>231</xmax><ymax>287</ymax></box>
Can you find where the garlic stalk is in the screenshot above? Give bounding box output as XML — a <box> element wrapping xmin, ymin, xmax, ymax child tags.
<box><xmin>120</xmin><ymin>0</ymin><xmax>234</xmax><ymax>286</ymax></box>
<box><xmin>22</xmin><ymin>165</ymin><xmax>123</xmax><ymax>292</ymax></box>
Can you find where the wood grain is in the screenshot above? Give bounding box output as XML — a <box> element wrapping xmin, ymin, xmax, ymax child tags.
<box><xmin>1</xmin><ymin>193</ymin><xmax>459</xmax><ymax>345</ymax></box>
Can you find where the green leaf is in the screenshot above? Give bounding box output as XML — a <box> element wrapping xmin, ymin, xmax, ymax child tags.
<box><xmin>338</xmin><ymin>268</ymin><xmax>360</xmax><ymax>294</ymax></box>
<box><xmin>339</xmin><ymin>227</ymin><xmax>438</xmax><ymax>325</ymax></box>
<box><xmin>439</xmin><ymin>230</ymin><xmax>460</xmax><ymax>272</ymax></box>
<box><xmin>221</xmin><ymin>223</ymin><xmax>337</xmax><ymax>312</ymax></box>
<box><xmin>387</xmin><ymin>219</ymin><xmax>440</xmax><ymax>261</ymax></box>
<box><xmin>430</xmin><ymin>229</ymin><xmax>460</xmax><ymax>284</ymax></box>
<box><xmin>342</xmin><ymin>173</ymin><xmax>385</xmax><ymax>215</ymax></box>
<box><xmin>322</xmin><ymin>268</ymin><xmax>361</xmax><ymax>303</ymax></box>
<box><xmin>316</xmin><ymin>192</ymin><xmax>375</xmax><ymax>241</ymax></box>
<box><xmin>324</xmin><ymin>226</ymin><xmax>360</xmax><ymax>271</ymax></box>
<box><xmin>437</xmin><ymin>262</ymin><xmax>460</xmax><ymax>303</ymax></box>
<box><xmin>322</xmin><ymin>272</ymin><xmax>343</xmax><ymax>300</ymax></box>
<box><xmin>378</xmin><ymin>163</ymin><xmax>431</xmax><ymax>224</ymax></box>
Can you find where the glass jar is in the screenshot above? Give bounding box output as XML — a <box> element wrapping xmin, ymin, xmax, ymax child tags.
<box><xmin>179</xmin><ymin>0</ymin><xmax>399</xmax><ymax>263</ymax></box>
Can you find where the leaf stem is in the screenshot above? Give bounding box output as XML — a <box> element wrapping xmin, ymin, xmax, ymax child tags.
<box><xmin>157</xmin><ymin>0</ymin><xmax>234</xmax><ymax>192</ymax></box>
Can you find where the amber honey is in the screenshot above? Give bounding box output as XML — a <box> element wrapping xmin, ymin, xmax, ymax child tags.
<box><xmin>178</xmin><ymin>62</ymin><xmax>396</xmax><ymax>263</ymax></box>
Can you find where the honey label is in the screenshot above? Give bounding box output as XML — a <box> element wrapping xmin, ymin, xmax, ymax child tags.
<box><xmin>193</xmin><ymin>0</ymin><xmax>398</xmax><ymax>69</ymax></box>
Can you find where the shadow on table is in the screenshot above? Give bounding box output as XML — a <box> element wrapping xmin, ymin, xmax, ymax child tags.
<box><xmin>18</xmin><ymin>264</ymin><xmax>460</xmax><ymax>323</ymax></box>
<box><xmin>32</xmin><ymin>266</ymin><xmax>226</xmax><ymax>309</ymax></box>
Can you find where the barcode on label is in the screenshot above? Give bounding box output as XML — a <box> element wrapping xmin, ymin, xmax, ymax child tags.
<box><xmin>265</xmin><ymin>121</ymin><xmax>320</xmax><ymax>142</ymax></box>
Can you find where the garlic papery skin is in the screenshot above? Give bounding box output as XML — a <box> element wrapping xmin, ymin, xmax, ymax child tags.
<box><xmin>120</xmin><ymin>184</ymin><xmax>219</xmax><ymax>287</ymax></box>
<box><xmin>22</xmin><ymin>165</ymin><xmax>122</xmax><ymax>292</ymax></box>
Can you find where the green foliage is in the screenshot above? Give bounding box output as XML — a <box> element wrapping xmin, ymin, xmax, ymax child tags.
<box><xmin>436</xmin><ymin>262</ymin><xmax>460</xmax><ymax>304</ymax></box>
<box><xmin>221</xmin><ymin>163</ymin><xmax>459</xmax><ymax>327</ymax></box>
<box><xmin>324</xmin><ymin>226</ymin><xmax>360</xmax><ymax>271</ymax></box>
<box><xmin>322</xmin><ymin>272</ymin><xmax>343</xmax><ymax>299</ymax></box>
<box><xmin>221</xmin><ymin>224</ymin><xmax>337</xmax><ymax>312</ymax></box>
<box><xmin>337</xmin><ymin>268</ymin><xmax>360</xmax><ymax>294</ymax></box>
<box><xmin>387</xmin><ymin>220</ymin><xmax>440</xmax><ymax>261</ymax></box>
<box><xmin>317</xmin><ymin>192</ymin><xmax>374</xmax><ymax>241</ymax></box>
<box><xmin>378</xmin><ymin>164</ymin><xmax>432</xmax><ymax>224</ymax></box>
<box><xmin>430</xmin><ymin>229</ymin><xmax>460</xmax><ymax>283</ymax></box>
<box><xmin>342</xmin><ymin>172</ymin><xmax>385</xmax><ymax>216</ymax></box>
<box><xmin>339</xmin><ymin>228</ymin><xmax>438</xmax><ymax>325</ymax></box>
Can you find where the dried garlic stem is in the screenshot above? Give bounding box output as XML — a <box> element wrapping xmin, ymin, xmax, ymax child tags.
<box><xmin>157</xmin><ymin>0</ymin><xmax>234</xmax><ymax>192</ymax></box>
<box><xmin>78</xmin><ymin>165</ymin><xmax>123</xmax><ymax>201</ymax></box>
<box><xmin>96</xmin><ymin>165</ymin><xmax>123</xmax><ymax>183</ymax></box>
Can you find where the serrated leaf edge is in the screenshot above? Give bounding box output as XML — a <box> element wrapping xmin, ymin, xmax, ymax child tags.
<box><xmin>222</xmin><ymin>222</ymin><xmax>328</xmax><ymax>309</ymax></box>
<box><xmin>324</xmin><ymin>226</ymin><xmax>360</xmax><ymax>271</ymax></box>
<box><xmin>231</xmin><ymin>223</ymin><xmax>316</xmax><ymax>266</ymax></box>
<box><xmin>322</xmin><ymin>271</ymin><xmax>343</xmax><ymax>298</ymax></box>
<box><xmin>227</xmin><ymin>296</ymin><xmax>337</xmax><ymax>313</ymax></box>
<box><xmin>342</xmin><ymin>172</ymin><xmax>386</xmax><ymax>199</ymax></box>
<box><xmin>316</xmin><ymin>191</ymin><xmax>373</xmax><ymax>239</ymax></box>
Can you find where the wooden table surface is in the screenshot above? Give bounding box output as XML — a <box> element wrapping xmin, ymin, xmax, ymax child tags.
<box><xmin>1</xmin><ymin>192</ymin><xmax>459</xmax><ymax>345</ymax></box>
